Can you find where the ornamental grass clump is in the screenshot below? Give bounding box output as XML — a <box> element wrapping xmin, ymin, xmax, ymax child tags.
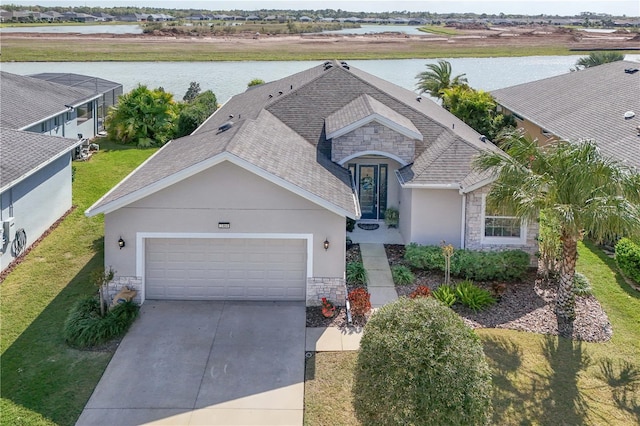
<box><xmin>455</xmin><ymin>280</ymin><xmax>496</xmax><ymax>311</ymax></box>
<box><xmin>354</xmin><ymin>297</ymin><xmax>492</xmax><ymax>425</ymax></box>
<box><xmin>432</xmin><ymin>284</ymin><xmax>457</xmax><ymax>307</ymax></box>
<box><xmin>346</xmin><ymin>261</ymin><xmax>367</xmax><ymax>287</ymax></box>
<box><xmin>391</xmin><ymin>265</ymin><xmax>415</xmax><ymax>285</ymax></box>
<box><xmin>64</xmin><ymin>297</ymin><xmax>139</xmax><ymax>348</ymax></box>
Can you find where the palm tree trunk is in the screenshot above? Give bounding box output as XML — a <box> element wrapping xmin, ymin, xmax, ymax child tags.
<box><xmin>556</xmin><ymin>232</ymin><xmax>578</xmax><ymax>319</ymax></box>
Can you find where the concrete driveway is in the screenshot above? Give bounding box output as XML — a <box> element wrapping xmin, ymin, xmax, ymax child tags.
<box><xmin>77</xmin><ymin>301</ymin><xmax>306</xmax><ymax>426</ymax></box>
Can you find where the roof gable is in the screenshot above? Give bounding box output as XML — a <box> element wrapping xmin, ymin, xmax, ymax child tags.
<box><xmin>325</xmin><ymin>94</ymin><xmax>423</xmax><ymax>141</ymax></box>
<box><xmin>0</xmin><ymin>127</ymin><xmax>81</xmax><ymax>192</ymax></box>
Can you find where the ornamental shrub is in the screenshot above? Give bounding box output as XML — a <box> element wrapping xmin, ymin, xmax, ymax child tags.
<box><xmin>354</xmin><ymin>297</ymin><xmax>492</xmax><ymax>425</ymax></box>
<box><xmin>64</xmin><ymin>297</ymin><xmax>139</xmax><ymax>348</ymax></box>
<box><xmin>455</xmin><ymin>280</ymin><xmax>496</xmax><ymax>311</ymax></box>
<box><xmin>432</xmin><ymin>284</ymin><xmax>457</xmax><ymax>306</ymax></box>
<box><xmin>348</xmin><ymin>288</ymin><xmax>372</xmax><ymax>317</ymax></box>
<box><xmin>615</xmin><ymin>238</ymin><xmax>640</xmax><ymax>284</ymax></box>
<box><xmin>409</xmin><ymin>285</ymin><xmax>431</xmax><ymax>299</ymax></box>
<box><xmin>346</xmin><ymin>261</ymin><xmax>367</xmax><ymax>286</ymax></box>
<box><xmin>391</xmin><ymin>265</ymin><xmax>415</xmax><ymax>285</ymax></box>
<box><xmin>404</xmin><ymin>244</ymin><xmax>529</xmax><ymax>282</ymax></box>
<box><xmin>573</xmin><ymin>272</ymin><xmax>593</xmax><ymax>297</ymax></box>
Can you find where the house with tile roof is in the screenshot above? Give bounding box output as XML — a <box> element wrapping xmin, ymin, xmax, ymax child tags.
<box><xmin>0</xmin><ymin>128</ymin><xmax>81</xmax><ymax>272</ymax></box>
<box><xmin>491</xmin><ymin>60</ymin><xmax>640</xmax><ymax>171</ymax></box>
<box><xmin>85</xmin><ymin>60</ymin><xmax>538</xmax><ymax>306</ymax></box>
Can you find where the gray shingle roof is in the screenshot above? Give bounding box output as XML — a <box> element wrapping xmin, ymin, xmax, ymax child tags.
<box><xmin>491</xmin><ymin>60</ymin><xmax>640</xmax><ymax>170</ymax></box>
<box><xmin>325</xmin><ymin>94</ymin><xmax>421</xmax><ymax>139</ymax></box>
<box><xmin>0</xmin><ymin>127</ymin><xmax>80</xmax><ymax>191</ymax></box>
<box><xmin>0</xmin><ymin>71</ymin><xmax>99</xmax><ymax>130</ymax></box>
<box><xmin>87</xmin><ymin>60</ymin><xmax>502</xmax><ymax>216</ymax></box>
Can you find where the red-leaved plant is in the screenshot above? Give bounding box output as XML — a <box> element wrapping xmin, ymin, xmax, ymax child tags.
<box><xmin>348</xmin><ymin>288</ymin><xmax>372</xmax><ymax>317</ymax></box>
<box><xmin>409</xmin><ymin>285</ymin><xmax>432</xmax><ymax>299</ymax></box>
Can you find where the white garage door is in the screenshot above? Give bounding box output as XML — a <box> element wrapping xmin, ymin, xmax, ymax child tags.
<box><xmin>145</xmin><ymin>238</ymin><xmax>306</xmax><ymax>301</ymax></box>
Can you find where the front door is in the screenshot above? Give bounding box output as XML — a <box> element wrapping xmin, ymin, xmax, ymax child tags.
<box><xmin>354</xmin><ymin>164</ymin><xmax>388</xmax><ymax>220</ymax></box>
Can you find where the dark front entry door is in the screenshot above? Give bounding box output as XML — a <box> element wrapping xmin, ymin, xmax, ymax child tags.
<box><xmin>359</xmin><ymin>165</ymin><xmax>378</xmax><ymax>219</ymax></box>
<box><xmin>354</xmin><ymin>164</ymin><xmax>388</xmax><ymax>220</ymax></box>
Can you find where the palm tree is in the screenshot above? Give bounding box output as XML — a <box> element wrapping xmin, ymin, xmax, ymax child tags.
<box><xmin>474</xmin><ymin>131</ymin><xmax>640</xmax><ymax>319</ymax></box>
<box><xmin>416</xmin><ymin>60</ymin><xmax>468</xmax><ymax>99</ymax></box>
<box><xmin>574</xmin><ymin>51</ymin><xmax>624</xmax><ymax>70</ymax></box>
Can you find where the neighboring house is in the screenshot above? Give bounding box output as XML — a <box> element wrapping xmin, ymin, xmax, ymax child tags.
<box><xmin>28</xmin><ymin>73</ymin><xmax>123</xmax><ymax>131</ymax></box>
<box><xmin>85</xmin><ymin>60</ymin><xmax>537</xmax><ymax>306</ymax></box>
<box><xmin>492</xmin><ymin>60</ymin><xmax>640</xmax><ymax>171</ymax></box>
<box><xmin>1</xmin><ymin>71</ymin><xmax>102</xmax><ymax>140</ymax></box>
<box><xmin>0</xmin><ymin>128</ymin><xmax>81</xmax><ymax>272</ymax></box>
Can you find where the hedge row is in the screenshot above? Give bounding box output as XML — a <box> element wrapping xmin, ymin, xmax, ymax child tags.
<box><xmin>615</xmin><ymin>238</ymin><xmax>640</xmax><ymax>284</ymax></box>
<box><xmin>404</xmin><ymin>243</ymin><xmax>530</xmax><ymax>282</ymax></box>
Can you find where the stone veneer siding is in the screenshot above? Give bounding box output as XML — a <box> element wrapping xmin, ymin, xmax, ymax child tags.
<box><xmin>331</xmin><ymin>123</ymin><xmax>416</xmax><ymax>165</ymax></box>
<box><xmin>465</xmin><ymin>186</ymin><xmax>539</xmax><ymax>266</ymax></box>
<box><xmin>307</xmin><ymin>277</ymin><xmax>347</xmax><ymax>307</ymax></box>
<box><xmin>107</xmin><ymin>276</ymin><xmax>142</xmax><ymax>305</ymax></box>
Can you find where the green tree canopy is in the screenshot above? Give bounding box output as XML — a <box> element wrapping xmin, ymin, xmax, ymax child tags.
<box><xmin>442</xmin><ymin>85</ymin><xmax>514</xmax><ymax>141</ymax></box>
<box><xmin>105</xmin><ymin>85</ymin><xmax>178</xmax><ymax>147</ymax></box>
<box><xmin>474</xmin><ymin>132</ymin><xmax>640</xmax><ymax>319</ymax></box>
<box><xmin>247</xmin><ymin>78</ymin><xmax>265</xmax><ymax>87</ymax></box>
<box><xmin>416</xmin><ymin>59</ymin><xmax>468</xmax><ymax>99</ymax></box>
<box><xmin>175</xmin><ymin>90</ymin><xmax>218</xmax><ymax>138</ymax></box>
<box><xmin>574</xmin><ymin>51</ymin><xmax>624</xmax><ymax>70</ymax></box>
<box><xmin>183</xmin><ymin>81</ymin><xmax>201</xmax><ymax>102</ymax></box>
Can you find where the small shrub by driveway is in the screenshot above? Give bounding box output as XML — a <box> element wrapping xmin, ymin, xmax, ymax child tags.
<box><xmin>353</xmin><ymin>297</ymin><xmax>493</xmax><ymax>426</ymax></box>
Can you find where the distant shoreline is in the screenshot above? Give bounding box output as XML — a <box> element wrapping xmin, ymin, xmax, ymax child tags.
<box><xmin>2</xmin><ymin>26</ymin><xmax>638</xmax><ymax>62</ymax></box>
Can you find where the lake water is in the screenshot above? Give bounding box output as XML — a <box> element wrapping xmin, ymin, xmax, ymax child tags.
<box><xmin>0</xmin><ymin>24</ymin><xmax>143</xmax><ymax>34</ymax></box>
<box><xmin>3</xmin><ymin>55</ymin><xmax>639</xmax><ymax>103</ymax></box>
<box><xmin>322</xmin><ymin>25</ymin><xmax>429</xmax><ymax>35</ymax></box>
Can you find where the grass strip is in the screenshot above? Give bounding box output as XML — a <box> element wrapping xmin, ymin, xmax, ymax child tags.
<box><xmin>0</xmin><ymin>37</ymin><xmax>577</xmax><ymax>62</ymax></box>
<box><xmin>0</xmin><ymin>142</ymin><xmax>156</xmax><ymax>426</ymax></box>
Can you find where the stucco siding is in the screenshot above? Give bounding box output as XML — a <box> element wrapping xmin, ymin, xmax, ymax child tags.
<box><xmin>104</xmin><ymin>160</ymin><xmax>345</xmax><ymax>280</ymax></box>
<box><xmin>408</xmin><ymin>188</ymin><xmax>463</xmax><ymax>247</ymax></box>
<box><xmin>398</xmin><ymin>186</ymin><xmax>412</xmax><ymax>244</ymax></box>
<box><xmin>1</xmin><ymin>154</ymin><xmax>72</xmax><ymax>271</ymax></box>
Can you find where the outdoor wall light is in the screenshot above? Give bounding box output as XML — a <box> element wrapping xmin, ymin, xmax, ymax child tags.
<box><xmin>324</xmin><ymin>239</ymin><xmax>330</xmax><ymax>251</ymax></box>
<box><xmin>118</xmin><ymin>237</ymin><xmax>125</xmax><ymax>249</ymax></box>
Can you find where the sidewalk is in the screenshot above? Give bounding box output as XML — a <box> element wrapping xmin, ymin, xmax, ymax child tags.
<box><xmin>305</xmin><ymin>327</ymin><xmax>363</xmax><ymax>352</ymax></box>
<box><xmin>360</xmin><ymin>243</ymin><xmax>398</xmax><ymax>308</ymax></box>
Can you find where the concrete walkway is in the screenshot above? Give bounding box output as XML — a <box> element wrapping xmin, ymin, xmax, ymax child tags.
<box><xmin>305</xmin><ymin>327</ymin><xmax>363</xmax><ymax>352</ymax></box>
<box><xmin>360</xmin><ymin>243</ymin><xmax>398</xmax><ymax>308</ymax></box>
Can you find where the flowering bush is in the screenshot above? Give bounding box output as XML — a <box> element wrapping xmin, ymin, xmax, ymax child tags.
<box><xmin>348</xmin><ymin>288</ymin><xmax>371</xmax><ymax>317</ymax></box>
<box><xmin>321</xmin><ymin>297</ymin><xmax>335</xmax><ymax>310</ymax></box>
<box><xmin>409</xmin><ymin>285</ymin><xmax>431</xmax><ymax>299</ymax></box>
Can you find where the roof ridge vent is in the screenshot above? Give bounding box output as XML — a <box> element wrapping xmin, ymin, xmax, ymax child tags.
<box><xmin>324</xmin><ymin>63</ymin><xmax>333</xmax><ymax>71</ymax></box>
<box><xmin>624</xmin><ymin>68</ymin><xmax>639</xmax><ymax>74</ymax></box>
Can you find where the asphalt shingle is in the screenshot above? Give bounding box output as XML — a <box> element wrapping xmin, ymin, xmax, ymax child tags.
<box><xmin>492</xmin><ymin>60</ymin><xmax>640</xmax><ymax>170</ymax></box>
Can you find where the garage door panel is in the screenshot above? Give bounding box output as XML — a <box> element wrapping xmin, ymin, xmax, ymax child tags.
<box><xmin>146</xmin><ymin>238</ymin><xmax>306</xmax><ymax>301</ymax></box>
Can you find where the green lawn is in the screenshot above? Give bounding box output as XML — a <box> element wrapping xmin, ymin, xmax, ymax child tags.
<box><xmin>0</xmin><ymin>142</ymin><xmax>157</xmax><ymax>426</ymax></box>
<box><xmin>304</xmin><ymin>241</ymin><xmax>640</xmax><ymax>425</ymax></box>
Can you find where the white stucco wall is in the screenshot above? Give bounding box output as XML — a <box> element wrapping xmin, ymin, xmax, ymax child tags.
<box><xmin>104</xmin><ymin>160</ymin><xmax>346</xmax><ymax>279</ymax></box>
<box><xmin>406</xmin><ymin>188</ymin><xmax>463</xmax><ymax>247</ymax></box>
<box><xmin>1</xmin><ymin>154</ymin><xmax>72</xmax><ymax>271</ymax></box>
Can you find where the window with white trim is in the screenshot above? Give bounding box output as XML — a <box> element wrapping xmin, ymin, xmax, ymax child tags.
<box><xmin>481</xmin><ymin>195</ymin><xmax>526</xmax><ymax>244</ymax></box>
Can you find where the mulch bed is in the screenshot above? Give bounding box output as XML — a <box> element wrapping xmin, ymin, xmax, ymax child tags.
<box><xmin>386</xmin><ymin>244</ymin><xmax>612</xmax><ymax>343</ymax></box>
<box><xmin>306</xmin><ymin>243</ymin><xmax>613</xmax><ymax>342</ymax></box>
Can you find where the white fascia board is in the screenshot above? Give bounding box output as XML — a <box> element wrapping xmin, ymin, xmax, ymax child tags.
<box><xmin>17</xmin><ymin>94</ymin><xmax>102</xmax><ymax>131</ymax></box>
<box><xmin>228</xmin><ymin>154</ymin><xmax>357</xmax><ymax>218</ymax></box>
<box><xmin>85</xmin><ymin>140</ymin><xmax>180</xmax><ymax>217</ymax></box>
<box><xmin>327</xmin><ymin>115</ymin><xmax>422</xmax><ymax>141</ymax></box>
<box><xmin>400</xmin><ymin>182</ymin><xmax>462</xmax><ymax>189</ymax></box>
<box><xmin>86</xmin><ymin>151</ymin><xmax>357</xmax><ymax>219</ymax></box>
<box><xmin>459</xmin><ymin>176</ymin><xmax>496</xmax><ymax>194</ymax></box>
<box><xmin>0</xmin><ymin>139</ymin><xmax>83</xmax><ymax>193</ymax></box>
<box><xmin>338</xmin><ymin>150</ymin><xmax>409</xmax><ymax>167</ymax></box>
